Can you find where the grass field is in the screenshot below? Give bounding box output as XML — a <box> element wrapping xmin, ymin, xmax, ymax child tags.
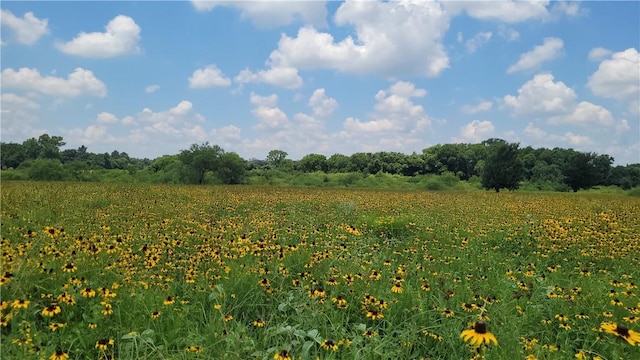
<box><xmin>1</xmin><ymin>182</ymin><xmax>639</xmax><ymax>360</ymax></box>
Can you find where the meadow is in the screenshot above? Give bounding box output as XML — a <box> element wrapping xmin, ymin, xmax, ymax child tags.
<box><xmin>1</xmin><ymin>181</ymin><xmax>639</xmax><ymax>360</ymax></box>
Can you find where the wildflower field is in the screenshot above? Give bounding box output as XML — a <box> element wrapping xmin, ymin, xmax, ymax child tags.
<box><xmin>1</xmin><ymin>182</ymin><xmax>639</xmax><ymax>360</ymax></box>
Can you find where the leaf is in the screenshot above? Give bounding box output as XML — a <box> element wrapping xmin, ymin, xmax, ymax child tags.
<box><xmin>301</xmin><ymin>341</ymin><xmax>315</xmax><ymax>357</ymax></box>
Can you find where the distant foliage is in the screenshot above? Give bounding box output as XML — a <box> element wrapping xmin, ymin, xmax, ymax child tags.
<box><xmin>1</xmin><ymin>134</ymin><xmax>637</xmax><ymax>191</ymax></box>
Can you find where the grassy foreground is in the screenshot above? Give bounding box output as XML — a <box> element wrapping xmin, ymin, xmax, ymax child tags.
<box><xmin>1</xmin><ymin>182</ymin><xmax>639</xmax><ymax>360</ymax></box>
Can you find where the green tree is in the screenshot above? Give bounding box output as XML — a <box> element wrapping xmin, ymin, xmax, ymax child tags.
<box><xmin>297</xmin><ymin>154</ymin><xmax>328</xmax><ymax>173</ymax></box>
<box><xmin>562</xmin><ymin>151</ymin><xmax>610</xmax><ymax>192</ymax></box>
<box><xmin>326</xmin><ymin>154</ymin><xmax>350</xmax><ymax>173</ymax></box>
<box><xmin>1</xmin><ymin>142</ymin><xmax>26</xmax><ymax>169</ymax></box>
<box><xmin>481</xmin><ymin>140</ymin><xmax>523</xmax><ymax>192</ymax></box>
<box><xmin>178</xmin><ymin>143</ymin><xmax>224</xmax><ymax>184</ymax></box>
<box><xmin>217</xmin><ymin>152</ymin><xmax>247</xmax><ymax>184</ymax></box>
<box><xmin>266</xmin><ymin>150</ymin><xmax>288</xmax><ymax>168</ymax></box>
<box><xmin>37</xmin><ymin>134</ymin><xmax>65</xmax><ymax>159</ymax></box>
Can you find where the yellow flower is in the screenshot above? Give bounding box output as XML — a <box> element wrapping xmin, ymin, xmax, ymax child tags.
<box><xmin>42</xmin><ymin>303</ymin><xmax>61</xmax><ymax>317</ymax></box>
<box><xmin>460</xmin><ymin>321</ymin><xmax>498</xmax><ymax>347</ymax></box>
<box><xmin>185</xmin><ymin>345</ymin><xmax>202</xmax><ymax>353</ymax></box>
<box><xmin>95</xmin><ymin>338</ymin><xmax>114</xmax><ymax>351</ymax></box>
<box><xmin>11</xmin><ymin>299</ymin><xmax>30</xmax><ymax>309</ymax></box>
<box><xmin>321</xmin><ymin>339</ymin><xmax>339</xmax><ymax>351</ymax></box>
<box><xmin>253</xmin><ymin>318</ymin><xmax>265</xmax><ymax>327</ymax></box>
<box><xmin>62</xmin><ymin>263</ymin><xmax>77</xmax><ymax>273</ymax></box>
<box><xmin>600</xmin><ymin>322</ymin><xmax>640</xmax><ymax>346</ymax></box>
<box><xmin>391</xmin><ymin>282</ymin><xmax>403</xmax><ymax>293</ymax></box>
<box><xmin>80</xmin><ymin>288</ymin><xmax>96</xmax><ymax>298</ymax></box>
<box><xmin>274</xmin><ymin>350</ymin><xmax>292</xmax><ymax>360</ymax></box>
<box><xmin>49</xmin><ymin>350</ymin><xmax>69</xmax><ymax>360</ymax></box>
<box><xmin>48</xmin><ymin>322</ymin><xmax>66</xmax><ymax>331</ymax></box>
<box><xmin>151</xmin><ymin>311</ymin><xmax>161</xmax><ymax>319</ymax></box>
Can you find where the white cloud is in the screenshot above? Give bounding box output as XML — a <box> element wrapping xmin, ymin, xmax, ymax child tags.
<box><xmin>0</xmin><ymin>93</ymin><xmax>41</xmax><ymax>138</ymax></box>
<box><xmin>587</xmin><ymin>48</ymin><xmax>640</xmax><ymax>114</ymax></box>
<box><xmin>309</xmin><ymin>88</ymin><xmax>338</xmax><ymax>118</ymax></box>
<box><xmin>252</xmin><ymin>106</ymin><xmax>289</xmax><ymax>130</ymax></box>
<box><xmin>507</xmin><ymin>37</ymin><xmax>564</xmax><ymax>73</ymax></box>
<box><xmin>443</xmin><ymin>1</ymin><xmax>551</xmax><ymax>23</ymax></box>
<box><xmin>169</xmin><ymin>100</ymin><xmax>193</xmax><ymax>116</ymax></box>
<box><xmin>56</xmin><ymin>15</ymin><xmax>141</xmax><ymax>58</ymax></box>
<box><xmin>268</xmin><ymin>1</ymin><xmax>450</xmax><ymax>78</ymax></box>
<box><xmin>340</xmin><ymin>81</ymin><xmax>430</xmax><ymax>137</ymax></box>
<box><xmin>588</xmin><ymin>47</ymin><xmax>612</xmax><ymax>62</ymax></box>
<box><xmin>1</xmin><ymin>67</ymin><xmax>107</xmax><ymax>97</ymax></box>
<box><xmin>189</xmin><ymin>65</ymin><xmax>231</xmax><ymax>88</ymax></box>
<box><xmin>503</xmin><ymin>73</ymin><xmax>576</xmax><ymax>116</ymax></box>
<box><xmin>0</xmin><ymin>10</ymin><xmax>49</xmax><ymax>45</ymax></box>
<box><xmin>465</xmin><ymin>32</ymin><xmax>492</xmax><ymax>53</ymax></box>
<box><xmin>523</xmin><ymin>122</ymin><xmax>547</xmax><ymax>141</ymax></box>
<box><xmin>343</xmin><ymin>118</ymin><xmax>395</xmax><ymax>133</ymax></box>
<box><xmin>96</xmin><ymin>112</ymin><xmax>119</xmax><ymax>124</ymax></box>
<box><xmin>191</xmin><ymin>0</ymin><xmax>327</xmax><ymax>28</ymax></box>
<box><xmin>455</xmin><ymin>120</ymin><xmax>495</xmax><ymax>143</ymax></box>
<box><xmin>0</xmin><ymin>93</ymin><xmax>40</xmax><ymax>109</ymax></box>
<box><xmin>235</xmin><ymin>66</ymin><xmax>302</xmax><ymax>89</ymax></box>
<box><xmin>560</xmin><ymin>132</ymin><xmax>592</xmax><ymax>146</ymax></box>
<box><xmin>462</xmin><ymin>100</ymin><xmax>492</xmax><ymax>114</ymax></box>
<box><xmin>549</xmin><ymin>101</ymin><xmax>614</xmax><ymax>126</ymax></box>
<box><xmin>249</xmin><ymin>92</ymin><xmax>278</xmax><ymax>107</ymax></box>
<box><xmin>145</xmin><ymin>84</ymin><xmax>160</xmax><ymax>93</ymax></box>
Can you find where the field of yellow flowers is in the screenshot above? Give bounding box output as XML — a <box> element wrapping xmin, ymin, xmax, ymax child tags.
<box><xmin>1</xmin><ymin>182</ymin><xmax>639</xmax><ymax>360</ymax></box>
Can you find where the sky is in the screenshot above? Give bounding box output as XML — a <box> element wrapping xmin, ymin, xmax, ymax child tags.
<box><xmin>1</xmin><ymin>1</ymin><xmax>639</xmax><ymax>164</ymax></box>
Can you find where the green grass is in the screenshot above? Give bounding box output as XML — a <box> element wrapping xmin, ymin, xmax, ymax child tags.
<box><xmin>1</xmin><ymin>182</ymin><xmax>639</xmax><ymax>359</ymax></box>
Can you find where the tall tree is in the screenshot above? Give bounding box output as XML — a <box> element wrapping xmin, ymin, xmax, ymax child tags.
<box><xmin>562</xmin><ymin>151</ymin><xmax>611</xmax><ymax>192</ymax></box>
<box><xmin>266</xmin><ymin>150</ymin><xmax>288</xmax><ymax>168</ymax></box>
<box><xmin>481</xmin><ymin>140</ymin><xmax>524</xmax><ymax>192</ymax></box>
<box><xmin>217</xmin><ymin>152</ymin><xmax>247</xmax><ymax>184</ymax></box>
<box><xmin>178</xmin><ymin>143</ymin><xmax>224</xmax><ymax>184</ymax></box>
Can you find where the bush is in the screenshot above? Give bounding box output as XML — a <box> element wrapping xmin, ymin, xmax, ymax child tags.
<box><xmin>626</xmin><ymin>187</ymin><xmax>640</xmax><ymax>197</ymax></box>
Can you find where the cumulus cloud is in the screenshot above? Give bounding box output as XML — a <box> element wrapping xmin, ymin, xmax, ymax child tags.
<box><xmin>0</xmin><ymin>10</ymin><xmax>49</xmax><ymax>45</ymax></box>
<box><xmin>588</xmin><ymin>47</ymin><xmax>612</xmax><ymax>62</ymax></box>
<box><xmin>444</xmin><ymin>1</ymin><xmax>580</xmax><ymax>23</ymax></box>
<box><xmin>96</xmin><ymin>112</ymin><xmax>119</xmax><ymax>124</ymax></box>
<box><xmin>191</xmin><ymin>0</ymin><xmax>327</xmax><ymax>28</ymax></box>
<box><xmin>0</xmin><ymin>93</ymin><xmax>41</xmax><ymax>138</ymax></box>
<box><xmin>587</xmin><ymin>48</ymin><xmax>640</xmax><ymax>114</ymax></box>
<box><xmin>56</xmin><ymin>15</ymin><xmax>141</xmax><ymax>58</ymax></box>
<box><xmin>549</xmin><ymin>101</ymin><xmax>614</xmax><ymax>126</ymax></box>
<box><xmin>248</xmin><ymin>92</ymin><xmax>289</xmax><ymax>130</ymax></box>
<box><xmin>340</xmin><ymin>81</ymin><xmax>430</xmax><ymax>135</ymax></box>
<box><xmin>507</xmin><ymin>37</ymin><xmax>564</xmax><ymax>73</ymax></box>
<box><xmin>453</xmin><ymin>120</ymin><xmax>495</xmax><ymax>143</ymax></box>
<box><xmin>235</xmin><ymin>66</ymin><xmax>302</xmax><ymax>89</ymax></box>
<box><xmin>503</xmin><ymin>73</ymin><xmax>576</xmax><ymax>116</ymax></box>
<box><xmin>505</xmin><ymin>73</ymin><xmax>621</xmax><ymax>130</ymax></box>
<box><xmin>189</xmin><ymin>65</ymin><xmax>231</xmax><ymax>88</ymax></box>
<box><xmin>1</xmin><ymin>67</ymin><xmax>107</xmax><ymax>97</ymax></box>
<box><xmin>309</xmin><ymin>89</ymin><xmax>338</xmax><ymax>118</ymax></box>
<box><xmin>462</xmin><ymin>100</ymin><xmax>492</xmax><ymax>114</ymax></box>
<box><xmin>249</xmin><ymin>92</ymin><xmax>278</xmax><ymax>107</ymax></box>
<box><xmin>267</xmin><ymin>1</ymin><xmax>450</xmax><ymax>78</ymax></box>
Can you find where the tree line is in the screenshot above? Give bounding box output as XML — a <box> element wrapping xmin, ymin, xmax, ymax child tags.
<box><xmin>2</xmin><ymin>134</ymin><xmax>639</xmax><ymax>192</ymax></box>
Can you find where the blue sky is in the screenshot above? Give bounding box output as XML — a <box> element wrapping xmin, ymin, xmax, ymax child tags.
<box><xmin>1</xmin><ymin>1</ymin><xmax>639</xmax><ymax>164</ymax></box>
